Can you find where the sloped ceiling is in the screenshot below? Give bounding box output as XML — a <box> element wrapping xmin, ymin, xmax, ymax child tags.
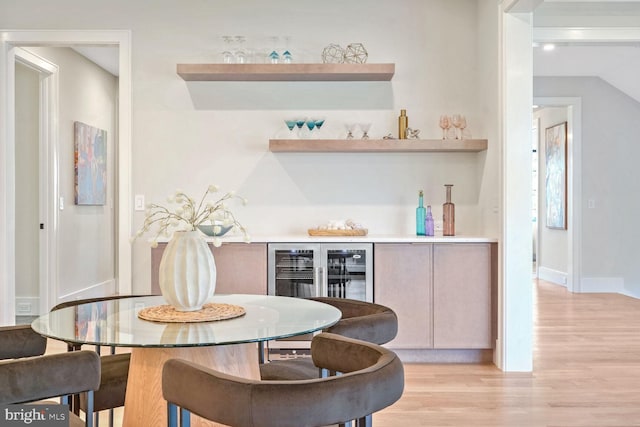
<box><xmin>533</xmin><ymin>44</ymin><xmax>640</xmax><ymax>103</ymax></box>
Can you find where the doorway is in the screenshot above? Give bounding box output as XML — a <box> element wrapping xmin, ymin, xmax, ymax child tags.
<box><xmin>0</xmin><ymin>30</ymin><xmax>132</xmax><ymax>325</ymax></box>
<box><xmin>13</xmin><ymin>49</ymin><xmax>59</xmax><ymax>320</ymax></box>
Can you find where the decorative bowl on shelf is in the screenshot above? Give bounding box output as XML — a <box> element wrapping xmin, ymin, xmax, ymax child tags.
<box><xmin>197</xmin><ymin>224</ymin><xmax>233</xmax><ymax>237</ymax></box>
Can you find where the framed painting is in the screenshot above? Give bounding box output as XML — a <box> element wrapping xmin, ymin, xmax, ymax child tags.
<box><xmin>545</xmin><ymin>121</ymin><xmax>567</xmax><ymax>230</ymax></box>
<box><xmin>74</xmin><ymin>121</ymin><xmax>107</xmax><ymax>205</ymax></box>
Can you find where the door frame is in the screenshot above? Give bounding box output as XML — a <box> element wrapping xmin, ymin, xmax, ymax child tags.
<box><xmin>0</xmin><ymin>30</ymin><xmax>132</xmax><ymax>325</ymax></box>
<box><xmin>532</xmin><ymin>26</ymin><xmax>640</xmax><ymax>295</ymax></box>
<box><xmin>14</xmin><ymin>47</ymin><xmax>59</xmax><ymax>314</ymax></box>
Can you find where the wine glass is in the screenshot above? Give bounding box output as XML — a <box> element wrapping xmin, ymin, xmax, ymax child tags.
<box><xmin>439</xmin><ymin>115</ymin><xmax>450</xmax><ymax>140</ymax></box>
<box><xmin>269</xmin><ymin>36</ymin><xmax>280</xmax><ymax>64</ymax></box>
<box><xmin>234</xmin><ymin>35</ymin><xmax>247</xmax><ymax>64</ymax></box>
<box><xmin>221</xmin><ymin>35</ymin><xmax>234</xmax><ymax>64</ymax></box>
<box><xmin>359</xmin><ymin>122</ymin><xmax>372</xmax><ymax>140</ymax></box>
<box><xmin>282</xmin><ymin>35</ymin><xmax>292</xmax><ymax>64</ymax></box>
<box><xmin>459</xmin><ymin>115</ymin><xmax>467</xmax><ymax>139</ymax></box>
<box><xmin>451</xmin><ymin>114</ymin><xmax>462</xmax><ymax>140</ymax></box>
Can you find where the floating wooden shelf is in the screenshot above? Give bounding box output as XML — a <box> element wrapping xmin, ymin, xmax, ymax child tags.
<box><xmin>269</xmin><ymin>139</ymin><xmax>488</xmax><ymax>153</ymax></box>
<box><xmin>176</xmin><ymin>63</ymin><xmax>395</xmax><ymax>81</ymax></box>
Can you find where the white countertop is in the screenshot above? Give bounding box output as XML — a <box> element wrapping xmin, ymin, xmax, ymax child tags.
<box><xmin>194</xmin><ymin>234</ymin><xmax>498</xmax><ymax>244</ymax></box>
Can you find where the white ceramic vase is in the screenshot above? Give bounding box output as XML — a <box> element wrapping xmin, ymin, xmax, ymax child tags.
<box><xmin>158</xmin><ymin>230</ymin><xmax>217</xmax><ymax>311</ymax></box>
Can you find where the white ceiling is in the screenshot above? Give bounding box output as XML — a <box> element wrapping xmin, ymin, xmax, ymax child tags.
<box><xmin>533</xmin><ymin>44</ymin><xmax>640</xmax><ymax>103</ymax></box>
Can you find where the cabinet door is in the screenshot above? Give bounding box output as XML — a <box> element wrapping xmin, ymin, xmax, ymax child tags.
<box><xmin>151</xmin><ymin>242</ymin><xmax>268</xmax><ymax>295</ymax></box>
<box><xmin>433</xmin><ymin>243</ymin><xmax>494</xmax><ymax>349</ymax></box>
<box><xmin>374</xmin><ymin>243</ymin><xmax>432</xmax><ymax>349</ymax></box>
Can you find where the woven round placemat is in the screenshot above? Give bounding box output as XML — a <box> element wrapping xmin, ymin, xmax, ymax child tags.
<box><xmin>137</xmin><ymin>302</ymin><xmax>246</xmax><ymax>323</ymax></box>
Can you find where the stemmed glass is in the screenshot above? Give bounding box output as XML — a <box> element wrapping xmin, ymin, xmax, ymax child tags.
<box><xmin>439</xmin><ymin>115</ymin><xmax>450</xmax><ymax>140</ymax></box>
<box><xmin>345</xmin><ymin>122</ymin><xmax>356</xmax><ymax>139</ymax></box>
<box><xmin>282</xmin><ymin>35</ymin><xmax>293</xmax><ymax>63</ymax></box>
<box><xmin>269</xmin><ymin>36</ymin><xmax>280</xmax><ymax>64</ymax></box>
<box><xmin>459</xmin><ymin>115</ymin><xmax>467</xmax><ymax>139</ymax></box>
<box><xmin>451</xmin><ymin>114</ymin><xmax>462</xmax><ymax>140</ymax></box>
<box><xmin>284</xmin><ymin>118</ymin><xmax>297</xmax><ymax>139</ymax></box>
<box><xmin>312</xmin><ymin>117</ymin><xmax>326</xmax><ymax>138</ymax></box>
<box><xmin>295</xmin><ymin>116</ymin><xmax>306</xmax><ymax>138</ymax></box>
<box><xmin>234</xmin><ymin>36</ymin><xmax>247</xmax><ymax>64</ymax></box>
<box><xmin>305</xmin><ymin>119</ymin><xmax>316</xmax><ymax>138</ymax></box>
<box><xmin>359</xmin><ymin>123</ymin><xmax>372</xmax><ymax>140</ymax></box>
<box><xmin>221</xmin><ymin>35</ymin><xmax>234</xmax><ymax>64</ymax></box>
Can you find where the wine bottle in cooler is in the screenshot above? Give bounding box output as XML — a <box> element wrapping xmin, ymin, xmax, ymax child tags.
<box><xmin>443</xmin><ymin>184</ymin><xmax>455</xmax><ymax>236</ymax></box>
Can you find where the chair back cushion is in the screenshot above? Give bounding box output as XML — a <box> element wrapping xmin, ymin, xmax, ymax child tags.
<box><xmin>309</xmin><ymin>298</ymin><xmax>398</xmax><ymax>345</ymax></box>
<box><xmin>0</xmin><ymin>325</ymin><xmax>47</xmax><ymax>360</ymax></box>
<box><xmin>163</xmin><ymin>333</ymin><xmax>404</xmax><ymax>427</ymax></box>
<box><xmin>0</xmin><ymin>350</ymin><xmax>100</xmax><ymax>404</ymax></box>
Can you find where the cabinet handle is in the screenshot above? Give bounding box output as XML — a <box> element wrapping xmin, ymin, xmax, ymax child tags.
<box><xmin>315</xmin><ymin>267</ymin><xmax>325</xmax><ymax>297</ymax></box>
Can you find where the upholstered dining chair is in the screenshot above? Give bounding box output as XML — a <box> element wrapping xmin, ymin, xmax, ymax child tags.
<box><xmin>0</xmin><ymin>324</ymin><xmax>101</xmax><ymax>427</ymax></box>
<box><xmin>51</xmin><ymin>295</ymin><xmax>152</xmax><ymax>427</ymax></box>
<box><xmin>162</xmin><ymin>332</ymin><xmax>404</xmax><ymax>427</ymax></box>
<box><xmin>259</xmin><ymin>297</ymin><xmax>398</xmax><ymax>381</ymax></box>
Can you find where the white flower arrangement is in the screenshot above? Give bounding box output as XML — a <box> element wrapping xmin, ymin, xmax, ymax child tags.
<box><xmin>135</xmin><ymin>185</ymin><xmax>250</xmax><ymax>248</ymax></box>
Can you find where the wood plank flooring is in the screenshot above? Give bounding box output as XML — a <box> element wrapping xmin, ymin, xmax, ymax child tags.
<box><xmin>45</xmin><ymin>280</ymin><xmax>640</xmax><ymax>426</ymax></box>
<box><xmin>375</xmin><ymin>280</ymin><xmax>640</xmax><ymax>426</ymax></box>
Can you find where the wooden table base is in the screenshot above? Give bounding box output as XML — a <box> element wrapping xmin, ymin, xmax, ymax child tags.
<box><xmin>123</xmin><ymin>343</ymin><xmax>260</xmax><ymax>427</ymax></box>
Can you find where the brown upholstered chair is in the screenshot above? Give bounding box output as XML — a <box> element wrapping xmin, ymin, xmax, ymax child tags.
<box><xmin>260</xmin><ymin>298</ymin><xmax>398</xmax><ymax>381</ymax></box>
<box><xmin>162</xmin><ymin>333</ymin><xmax>404</xmax><ymax>427</ymax></box>
<box><xmin>51</xmin><ymin>295</ymin><xmax>152</xmax><ymax>427</ymax></box>
<box><xmin>0</xmin><ymin>324</ymin><xmax>101</xmax><ymax>427</ymax></box>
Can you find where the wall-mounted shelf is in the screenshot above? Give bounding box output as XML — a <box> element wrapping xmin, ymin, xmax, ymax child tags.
<box><xmin>269</xmin><ymin>139</ymin><xmax>488</xmax><ymax>153</ymax></box>
<box><xmin>176</xmin><ymin>63</ymin><xmax>395</xmax><ymax>81</ymax></box>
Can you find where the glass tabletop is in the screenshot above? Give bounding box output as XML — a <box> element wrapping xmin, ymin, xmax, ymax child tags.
<box><xmin>31</xmin><ymin>294</ymin><xmax>341</xmax><ymax>348</ymax></box>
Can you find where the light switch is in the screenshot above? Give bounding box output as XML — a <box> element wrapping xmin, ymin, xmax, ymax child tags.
<box><xmin>135</xmin><ymin>195</ymin><xmax>145</xmax><ymax>211</ymax></box>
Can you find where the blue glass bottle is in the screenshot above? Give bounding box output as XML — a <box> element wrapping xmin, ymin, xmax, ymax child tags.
<box><xmin>425</xmin><ymin>205</ymin><xmax>434</xmax><ymax>236</ymax></box>
<box><xmin>416</xmin><ymin>191</ymin><xmax>426</xmax><ymax>236</ymax></box>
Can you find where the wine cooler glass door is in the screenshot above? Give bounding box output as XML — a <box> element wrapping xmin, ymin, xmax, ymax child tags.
<box><xmin>268</xmin><ymin>245</ymin><xmax>320</xmax><ymax>298</ymax></box>
<box><xmin>324</xmin><ymin>244</ymin><xmax>373</xmax><ymax>303</ymax></box>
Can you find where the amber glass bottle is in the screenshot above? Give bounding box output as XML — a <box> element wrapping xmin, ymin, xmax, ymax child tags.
<box><xmin>443</xmin><ymin>184</ymin><xmax>455</xmax><ymax>236</ymax></box>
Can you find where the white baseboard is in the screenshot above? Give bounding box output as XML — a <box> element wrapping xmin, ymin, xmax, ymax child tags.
<box><xmin>56</xmin><ymin>278</ymin><xmax>118</xmax><ymax>305</ymax></box>
<box><xmin>579</xmin><ymin>277</ymin><xmax>625</xmax><ymax>294</ymax></box>
<box><xmin>538</xmin><ymin>267</ymin><xmax>568</xmax><ymax>287</ymax></box>
<box><xmin>15</xmin><ymin>297</ymin><xmax>40</xmax><ymax>316</ymax></box>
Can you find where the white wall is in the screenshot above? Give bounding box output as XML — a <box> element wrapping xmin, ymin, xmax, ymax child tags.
<box><xmin>14</xmin><ymin>62</ymin><xmax>40</xmax><ymax>304</ymax></box>
<box><xmin>534</xmin><ymin>106</ymin><xmax>569</xmax><ymax>284</ymax></box>
<box><xmin>0</xmin><ymin>0</ymin><xmax>501</xmax><ymax>294</ymax></box>
<box><xmin>26</xmin><ymin>47</ymin><xmax>118</xmax><ymax>302</ymax></box>
<box><xmin>535</xmin><ymin>76</ymin><xmax>640</xmax><ymax>297</ymax></box>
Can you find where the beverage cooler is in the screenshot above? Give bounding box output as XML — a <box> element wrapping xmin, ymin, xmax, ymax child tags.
<box><xmin>267</xmin><ymin>243</ymin><xmax>373</xmax><ymax>353</ymax></box>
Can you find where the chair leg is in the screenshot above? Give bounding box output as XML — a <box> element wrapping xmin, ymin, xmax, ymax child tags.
<box><xmin>355</xmin><ymin>414</ymin><xmax>372</xmax><ymax>427</ymax></box>
<box><xmin>167</xmin><ymin>403</ymin><xmax>178</xmax><ymax>427</ymax></box>
<box><xmin>180</xmin><ymin>407</ymin><xmax>191</xmax><ymax>427</ymax></box>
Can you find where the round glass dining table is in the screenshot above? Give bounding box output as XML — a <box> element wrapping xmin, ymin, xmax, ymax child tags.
<box><xmin>32</xmin><ymin>294</ymin><xmax>341</xmax><ymax>427</ymax></box>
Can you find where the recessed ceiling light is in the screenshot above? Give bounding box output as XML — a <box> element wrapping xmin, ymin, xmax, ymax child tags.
<box><xmin>543</xmin><ymin>43</ymin><xmax>555</xmax><ymax>51</ymax></box>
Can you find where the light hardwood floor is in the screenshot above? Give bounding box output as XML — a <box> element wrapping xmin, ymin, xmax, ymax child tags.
<box><xmin>375</xmin><ymin>280</ymin><xmax>640</xmax><ymax>426</ymax></box>
<box><xmin>45</xmin><ymin>280</ymin><xmax>640</xmax><ymax>426</ymax></box>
